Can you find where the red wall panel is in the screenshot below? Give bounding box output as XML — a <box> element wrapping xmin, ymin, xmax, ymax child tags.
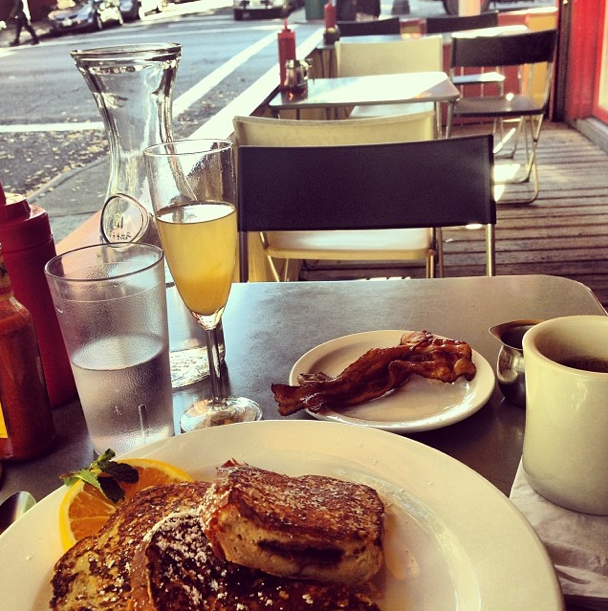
<box><xmin>565</xmin><ymin>0</ymin><xmax>605</xmax><ymax>120</ymax></box>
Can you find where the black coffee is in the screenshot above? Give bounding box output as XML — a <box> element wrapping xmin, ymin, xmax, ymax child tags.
<box><xmin>559</xmin><ymin>356</ymin><xmax>608</xmax><ymax>373</ymax></box>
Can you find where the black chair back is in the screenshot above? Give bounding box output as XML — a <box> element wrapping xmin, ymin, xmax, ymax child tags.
<box><xmin>451</xmin><ymin>28</ymin><xmax>558</xmax><ymax>69</ymax></box>
<box><xmin>425</xmin><ymin>11</ymin><xmax>498</xmax><ymax>34</ymax></box>
<box><xmin>237</xmin><ymin>135</ymin><xmax>496</xmax><ymax>279</ymax></box>
<box><xmin>336</xmin><ymin>16</ymin><xmax>401</xmax><ymax>37</ymax></box>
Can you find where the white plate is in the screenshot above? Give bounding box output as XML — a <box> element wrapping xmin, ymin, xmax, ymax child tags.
<box><xmin>289</xmin><ymin>330</ymin><xmax>495</xmax><ymax>433</ymax></box>
<box><xmin>1</xmin><ymin>421</ymin><xmax>562</xmax><ymax>611</ymax></box>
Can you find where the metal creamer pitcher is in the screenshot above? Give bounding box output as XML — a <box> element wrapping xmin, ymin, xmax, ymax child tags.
<box><xmin>489</xmin><ymin>319</ymin><xmax>542</xmax><ymax>407</ymax></box>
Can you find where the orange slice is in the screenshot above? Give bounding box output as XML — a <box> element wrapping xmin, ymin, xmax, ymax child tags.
<box><xmin>58</xmin><ymin>458</ymin><xmax>193</xmax><ymax>550</ymax></box>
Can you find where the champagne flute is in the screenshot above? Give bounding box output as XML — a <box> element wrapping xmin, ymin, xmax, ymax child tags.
<box><xmin>144</xmin><ymin>139</ymin><xmax>262</xmax><ymax>430</ymax></box>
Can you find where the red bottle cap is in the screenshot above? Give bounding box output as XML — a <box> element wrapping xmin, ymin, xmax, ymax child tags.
<box><xmin>0</xmin><ymin>188</ymin><xmax>52</xmax><ymax>252</ymax></box>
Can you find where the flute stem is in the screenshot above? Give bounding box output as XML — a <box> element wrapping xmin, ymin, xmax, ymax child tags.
<box><xmin>205</xmin><ymin>327</ymin><xmax>223</xmax><ymax>403</ymax></box>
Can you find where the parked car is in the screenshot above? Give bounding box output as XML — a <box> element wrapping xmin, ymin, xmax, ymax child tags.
<box><xmin>48</xmin><ymin>0</ymin><xmax>123</xmax><ymax>34</ymax></box>
<box><xmin>232</xmin><ymin>0</ymin><xmax>304</xmax><ymax>21</ymax></box>
<box><xmin>119</xmin><ymin>0</ymin><xmax>164</xmax><ymax>21</ymax></box>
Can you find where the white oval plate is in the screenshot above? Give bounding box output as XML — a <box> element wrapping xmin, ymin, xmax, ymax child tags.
<box><xmin>289</xmin><ymin>330</ymin><xmax>495</xmax><ymax>433</ymax></box>
<box><xmin>0</xmin><ymin>421</ymin><xmax>562</xmax><ymax>611</ymax></box>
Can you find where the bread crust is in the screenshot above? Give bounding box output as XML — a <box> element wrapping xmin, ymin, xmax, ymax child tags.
<box><xmin>131</xmin><ymin>509</ymin><xmax>383</xmax><ymax>611</ymax></box>
<box><xmin>200</xmin><ymin>462</ymin><xmax>385</xmax><ymax>585</ymax></box>
<box><xmin>50</xmin><ymin>481</ymin><xmax>211</xmax><ymax>611</ymax></box>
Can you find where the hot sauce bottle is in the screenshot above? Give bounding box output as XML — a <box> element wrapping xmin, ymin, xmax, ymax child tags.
<box><xmin>323</xmin><ymin>0</ymin><xmax>340</xmax><ymax>44</ymax></box>
<box><xmin>324</xmin><ymin>0</ymin><xmax>336</xmax><ymax>29</ymax></box>
<box><xmin>0</xmin><ymin>246</ymin><xmax>55</xmax><ymax>461</ymax></box>
<box><xmin>278</xmin><ymin>19</ymin><xmax>296</xmax><ymax>91</ymax></box>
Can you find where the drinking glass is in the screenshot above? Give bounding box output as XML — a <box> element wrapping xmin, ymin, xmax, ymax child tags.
<box><xmin>45</xmin><ymin>243</ymin><xmax>175</xmax><ymax>455</ymax></box>
<box><xmin>144</xmin><ymin>138</ymin><xmax>262</xmax><ymax>430</ymax></box>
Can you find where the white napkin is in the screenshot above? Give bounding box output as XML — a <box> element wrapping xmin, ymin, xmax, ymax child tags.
<box><xmin>510</xmin><ymin>462</ymin><xmax>608</xmax><ymax>611</ymax></box>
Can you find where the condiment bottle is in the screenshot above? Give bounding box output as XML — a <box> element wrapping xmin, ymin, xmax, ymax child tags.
<box><xmin>278</xmin><ymin>19</ymin><xmax>296</xmax><ymax>91</ymax></box>
<box><xmin>0</xmin><ymin>246</ymin><xmax>55</xmax><ymax>461</ymax></box>
<box><xmin>0</xmin><ymin>182</ymin><xmax>76</xmax><ymax>407</ymax></box>
<box><xmin>324</xmin><ymin>0</ymin><xmax>336</xmax><ymax>29</ymax></box>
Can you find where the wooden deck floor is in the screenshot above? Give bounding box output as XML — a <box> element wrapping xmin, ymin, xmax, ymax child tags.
<box><xmin>301</xmin><ymin>121</ymin><xmax>608</xmax><ymax>310</ymax></box>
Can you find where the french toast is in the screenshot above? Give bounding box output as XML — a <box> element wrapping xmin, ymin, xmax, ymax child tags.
<box><xmin>50</xmin><ymin>480</ymin><xmax>211</xmax><ymax>611</ymax></box>
<box><xmin>131</xmin><ymin>509</ymin><xmax>383</xmax><ymax>611</ymax></box>
<box><xmin>200</xmin><ymin>462</ymin><xmax>385</xmax><ymax>586</ymax></box>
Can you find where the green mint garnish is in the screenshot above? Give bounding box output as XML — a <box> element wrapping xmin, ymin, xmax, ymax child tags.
<box><xmin>60</xmin><ymin>449</ymin><xmax>139</xmax><ymax>504</ymax></box>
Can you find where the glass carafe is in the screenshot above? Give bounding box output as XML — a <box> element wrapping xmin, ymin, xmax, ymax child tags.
<box><xmin>71</xmin><ymin>43</ymin><xmax>179</xmax><ymax>245</ymax></box>
<box><xmin>71</xmin><ymin>43</ymin><xmax>223</xmax><ymax>389</ymax></box>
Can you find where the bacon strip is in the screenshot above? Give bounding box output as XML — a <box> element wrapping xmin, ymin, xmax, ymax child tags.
<box><xmin>272</xmin><ymin>331</ymin><xmax>476</xmax><ymax>416</ymax></box>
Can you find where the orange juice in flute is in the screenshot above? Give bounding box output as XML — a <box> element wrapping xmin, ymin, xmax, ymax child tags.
<box><xmin>145</xmin><ymin>139</ymin><xmax>262</xmax><ymax>430</ymax></box>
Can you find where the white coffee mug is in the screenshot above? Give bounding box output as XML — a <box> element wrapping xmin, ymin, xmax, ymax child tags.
<box><xmin>522</xmin><ymin>315</ymin><xmax>608</xmax><ymax>515</ymax></box>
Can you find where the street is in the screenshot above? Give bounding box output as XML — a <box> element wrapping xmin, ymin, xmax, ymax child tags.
<box><xmin>0</xmin><ymin>1</ymin><xmax>320</xmax><ymax>198</ymax></box>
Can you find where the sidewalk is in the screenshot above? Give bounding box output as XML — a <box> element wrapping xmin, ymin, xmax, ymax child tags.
<box><xmin>30</xmin><ymin>157</ymin><xmax>109</xmax><ymax>244</ymax></box>
<box><xmin>0</xmin><ymin>11</ymin><xmax>52</xmax><ymax>46</ymax></box>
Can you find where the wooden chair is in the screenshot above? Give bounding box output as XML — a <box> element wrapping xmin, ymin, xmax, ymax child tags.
<box><xmin>425</xmin><ymin>11</ymin><xmax>498</xmax><ymax>34</ymax></box>
<box><xmin>446</xmin><ymin>29</ymin><xmax>557</xmax><ymax>204</ymax></box>
<box><xmin>232</xmin><ymin>112</ymin><xmax>435</xmax><ymax>281</ymax></box>
<box><xmin>335</xmin><ymin>35</ymin><xmax>443</xmax><ymax>131</ymax></box>
<box><xmin>237</xmin><ymin>135</ymin><xmax>496</xmax><ymax>282</ymax></box>
<box><xmin>336</xmin><ymin>16</ymin><xmax>401</xmax><ymax>36</ymax></box>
